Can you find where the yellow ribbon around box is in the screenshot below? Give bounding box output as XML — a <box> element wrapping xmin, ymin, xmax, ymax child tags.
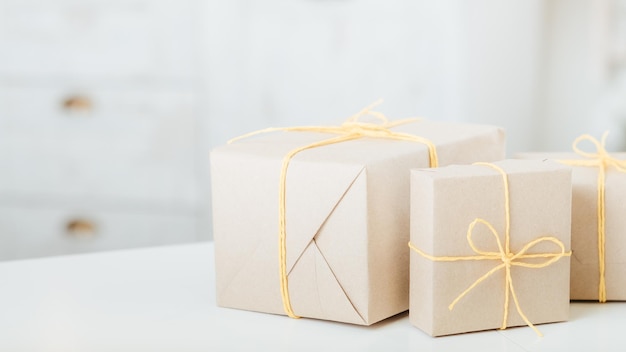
<box><xmin>229</xmin><ymin>101</ymin><xmax>439</xmax><ymax>319</ymax></box>
<box><xmin>408</xmin><ymin>162</ymin><xmax>571</xmax><ymax>337</ymax></box>
<box><xmin>558</xmin><ymin>132</ymin><xmax>626</xmax><ymax>303</ymax></box>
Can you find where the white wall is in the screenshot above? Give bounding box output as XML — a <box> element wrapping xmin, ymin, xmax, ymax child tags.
<box><xmin>204</xmin><ymin>0</ymin><xmax>549</xmax><ymax>155</ymax></box>
<box><xmin>539</xmin><ymin>0</ymin><xmax>612</xmax><ymax>151</ymax></box>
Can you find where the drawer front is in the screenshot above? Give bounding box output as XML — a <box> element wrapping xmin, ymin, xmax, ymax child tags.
<box><xmin>0</xmin><ymin>85</ymin><xmax>198</xmax><ymax>206</ymax></box>
<box><xmin>0</xmin><ymin>0</ymin><xmax>195</xmax><ymax>80</ymax></box>
<box><xmin>0</xmin><ymin>205</ymin><xmax>197</xmax><ymax>260</ymax></box>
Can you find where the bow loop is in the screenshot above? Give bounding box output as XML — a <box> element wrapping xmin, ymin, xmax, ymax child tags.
<box><xmin>572</xmin><ymin>133</ymin><xmax>608</xmax><ymax>160</ymax></box>
<box><xmin>340</xmin><ymin>100</ymin><xmax>421</xmax><ymax>138</ymax></box>
<box><xmin>465</xmin><ymin>219</ymin><xmax>567</xmax><ymax>268</ymax></box>
<box><xmin>344</xmin><ymin>99</ymin><xmax>389</xmax><ymax>125</ymax></box>
<box><xmin>569</xmin><ymin>132</ymin><xmax>626</xmax><ymax>171</ymax></box>
<box><xmin>510</xmin><ymin>236</ymin><xmax>568</xmax><ymax>268</ymax></box>
<box><xmin>466</xmin><ymin>218</ymin><xmax>506</xmax><ymax>258</ymax></box>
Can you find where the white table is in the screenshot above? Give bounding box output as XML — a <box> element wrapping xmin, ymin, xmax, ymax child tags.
<box><xmin>0</xmin><ymin>242</ymin><xmax>623</xmax><ymax>352</ymax></box>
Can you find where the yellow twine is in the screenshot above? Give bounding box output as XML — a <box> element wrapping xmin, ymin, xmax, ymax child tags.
<box><xmin>229</xmin><ymin>100</ymin><xmax>439</xmax><ymax>319</ymax></box>
<box><xmin>408</xmin><ymin>162</ymin><xmax>571</xmax><ymax>337</ymax></box>
<box><xmin>558</xmin><ymin>132</ymin><xmax>626</xmax><ymax>303</ymax></box>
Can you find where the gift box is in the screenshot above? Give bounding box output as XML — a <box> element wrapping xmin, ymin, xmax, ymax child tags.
<box><xmin>409</xmin><ymin>159</ymin><xmax>571</xmax><ymax>336</ymax></box>
<box><xmin>517</xmin><ymin>133</ymin><xmax>626</xmax><ymax>302</ymax></box>
<box><xmin>211</xmin><ymin>110</ymin><xmax>505</xmax><ymax>325</ymax></box>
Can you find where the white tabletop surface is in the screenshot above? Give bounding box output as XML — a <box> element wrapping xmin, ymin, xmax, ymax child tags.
<box><xmin>0</xmin><ymin>242</ymin><xmax>624</xmax><ymax>352</ymax></box>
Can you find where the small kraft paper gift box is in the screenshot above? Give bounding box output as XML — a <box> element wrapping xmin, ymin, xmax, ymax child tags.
<box><xmin>517</xmin><ymin>133</ymin><xmax>626</xmax><ymax>302</ymax></box>
<box><xmin>211</xmin><ymin>104</ymin><xmax>505</xmax><ymax>325</ymax></box>
<box><xmin>409</xmin><ymin>159</ymin><xmax>572</xmax><ymax>336</ymax></box>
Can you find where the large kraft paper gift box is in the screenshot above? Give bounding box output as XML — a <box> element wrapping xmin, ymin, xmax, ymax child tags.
<box><xmin>211</xmin><ymin>112</ymin><xmax>505</xmax><ymax>325</ymax></box>
<box><xmin>517</xmin><ymin>133</ymin><xmax>626</xmax><ymax>302</ymax></box>
<box><xmin>409</xmin><ymin>159</ymin><xmax>571</xmax><ymax>336</ymax></box>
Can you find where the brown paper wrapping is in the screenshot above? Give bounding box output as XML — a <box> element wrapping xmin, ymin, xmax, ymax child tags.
<box><xmin>410</xmin><ymin>159</ymin><xmax>571</xmax><ymax>336</ymax></box>
<box><xmin>211</xmin><ymin>120</ymin><xmax>505</xmax><ymax>325</ymax></box>
<box><xmin>517</xmin><ymin>152</ymin><xmax>626</xmax><ymax>301</ymax></box>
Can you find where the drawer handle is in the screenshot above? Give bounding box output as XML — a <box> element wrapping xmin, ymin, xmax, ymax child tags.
<box><xmin>66</xmin><ymin>219</ymin><xmax>97</xmax><ymax>238</ymax></box>
<box><xmin>62</xmin><ymin>95</ymin><xmax>93</xmax><ymax>114</ymax></box>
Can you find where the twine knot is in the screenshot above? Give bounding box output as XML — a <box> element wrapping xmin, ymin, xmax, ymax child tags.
<box><xmin>501</xmin><ymin>252</ymin><xmax>515</xmax><ymax>266</ymax></box>
<box><xmin>339</xmin><ymin>119</ymin><xmax>396</xmax><ymax>139</ymax></box>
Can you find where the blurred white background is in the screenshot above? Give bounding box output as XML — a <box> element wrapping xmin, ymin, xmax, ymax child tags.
<box><xmin>1</xmin><ymin>0</ymin><xmax>624</xmax><ymax>259</ymax></box>
<box><xmin>205</xmin><ymin>0</ymin><xmax>626</xmax><ymax>152</ymax></box>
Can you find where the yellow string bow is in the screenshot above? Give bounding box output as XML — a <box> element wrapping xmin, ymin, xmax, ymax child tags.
<box><xmin>229</xmin><ymin>100</ymin><xmax>439</xmax><ymax>319</ymax></box>
<box><xmin>558</xmin><ymin>132</ymin><xmax>626</xmax><ymax>303</ymax></box>
<box><xmin>408</xmin><ymin>162</ymin><xmax>571</xmax><ymax>337</ymax></box>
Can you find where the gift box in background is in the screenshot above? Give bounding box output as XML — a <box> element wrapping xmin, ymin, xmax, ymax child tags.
<box><xmin>517</xmin><ymin>134</ymin><xmax>626</xmax><ymax>302</ymax></box>
<box><xmin>211</xmin><ymin>111</ymin><xmax>505</xmax><ymax>325</ymax></box>
<box><xmin>409</xmin><ymin>160</ymin><xmax>571</xmax><ymax>336</ymax></box>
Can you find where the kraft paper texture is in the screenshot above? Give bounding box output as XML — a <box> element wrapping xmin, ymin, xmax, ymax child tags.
<box><xmin>517</xmin><ymin>152</ymin><xmax>626</xmax><ymax>301</ymax></box>
<box><xmin>410</xmin><ymin>159</ymin><xmax>571</xmax><ymax>336</ymax></box>
<box><xmin>211</xmin><ymin>121</ymin><xmax>504</xmax><ymax>325</ymax></box>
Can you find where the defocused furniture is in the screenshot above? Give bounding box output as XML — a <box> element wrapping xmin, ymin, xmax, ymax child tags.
<box><xmin>0</xmin><ymin>0</ymin><xmax>209</xmax><ymax>260</ymax></box>
<box><xmin>0</xmin><ymin>241</ymin><xmax>623</xmax><ymax>351</ymax></box>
